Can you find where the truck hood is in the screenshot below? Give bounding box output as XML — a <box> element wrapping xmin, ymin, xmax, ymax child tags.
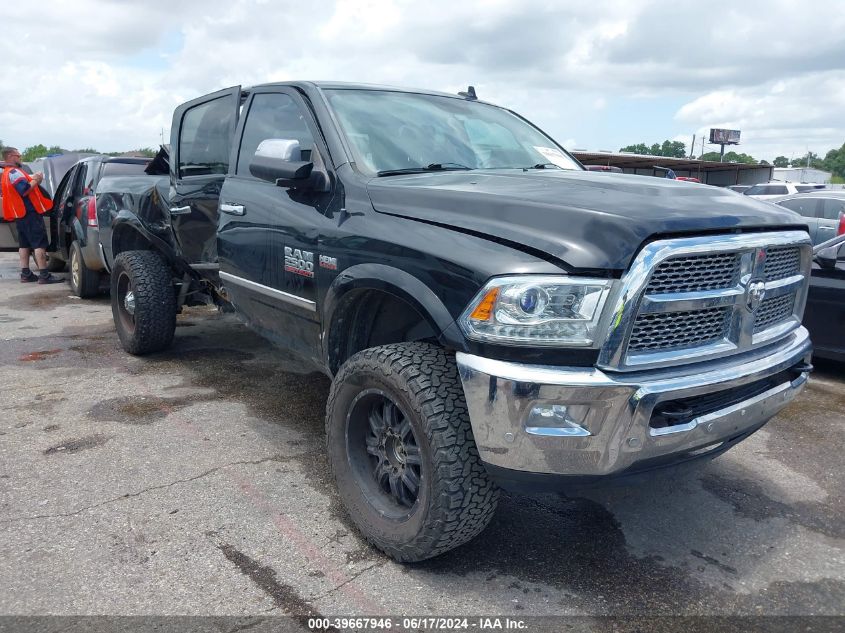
<box><xmin>366</xmin><ymin>170</ymin><xmax>807</xmax><ymax>271</ymax></box>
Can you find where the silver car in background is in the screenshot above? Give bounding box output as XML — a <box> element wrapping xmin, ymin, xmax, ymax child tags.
<box><xmin>772</xmin><ymin>190</ymin><xmax>845</xmax><ymax>244</ymax></box>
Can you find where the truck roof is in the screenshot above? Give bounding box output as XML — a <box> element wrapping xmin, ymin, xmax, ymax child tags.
<box><xmin>247</xmin><ymin>81</ymin><xmax>480</xmax><ymax>102</ymax></box>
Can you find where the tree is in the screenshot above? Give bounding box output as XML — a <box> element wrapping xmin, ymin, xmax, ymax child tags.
<box><xmin>790</xmin><ymin>152</ymin><xmax>824</xmax><ymax>169</ymax></box>
<box><xmin>22</xmin><ymin>144</ymin><xmax>65</xmax><ymax>161</ymax></box>
<box><xmin>698</xmin><ymin>150</ymin><xmax>758</xmax><ymax>164</ymax></box>
<box><xmin>773</xmin><ymin>156</ymin><xmax>789</xmax><ymax>167</ymax></box>
<box><xmin>821</xmin><ymin>142</ymin><xmax>845</xmax><ymax>179</ymax></box>
<box><xmin>660</xmin><ymin>140</ymin><xmax>687</xmax><ymax>158</ymax></box>
<box><xmin>619</xmin><ymin>140</ymin><xmax>686</xmax><ymax>158</ymax></box>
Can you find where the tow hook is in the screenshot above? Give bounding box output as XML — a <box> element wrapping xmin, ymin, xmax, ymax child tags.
<box><xmin>790</xmin><ymin>361</ymin><xmax>813</xmax><ymax>378</ymax></box>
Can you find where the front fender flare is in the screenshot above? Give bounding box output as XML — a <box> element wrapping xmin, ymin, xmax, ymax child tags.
<box><xmin>323</xmin><ymin>263</ymin><xmax>467</xmax><ymax>356</ymax></box>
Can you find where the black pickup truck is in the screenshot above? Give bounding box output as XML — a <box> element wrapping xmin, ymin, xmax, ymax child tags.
<box><xmin>98</xmin><ymin>82</ymin><xmax>815</xmax><ymax>562</ymax></box>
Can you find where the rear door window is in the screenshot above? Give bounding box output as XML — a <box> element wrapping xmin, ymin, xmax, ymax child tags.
<box><xmin>179</xmin><ymin>96</ymin><xmax>237</xmax><ymax>177</ymax></box>
<box><xmin>778</xmin><ymin>198</ymin><xmax>820</xmax><ymax>218</ymax></box>
<box><xmin>820</xmin><ymin>198</ymin><xmax>845</xmax><ymax>220</ymax></box>
<box><xmin>101</xmin><ymin>162</ymin><xmax>148</xmax><ymax>177</ymax></box>
<box><xmin>748</xmin><ymin>185</ymin><xmax>789</xmax><ymax>195</ymax></box>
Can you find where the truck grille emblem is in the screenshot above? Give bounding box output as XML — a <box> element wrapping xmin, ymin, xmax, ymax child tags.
<box><xmin>745</xmin><ymin>280</ymin><xmax>766</xmax><ymax>313</ymax></box>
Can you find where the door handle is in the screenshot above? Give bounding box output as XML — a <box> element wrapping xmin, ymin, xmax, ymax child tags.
<box><xmin>819</xmin><ymin>225</ymin><xmax>835</xmax><ymax>230</ymax></box>
<box><xmin>220</xmin><ymin>203</ymin><xmax>245</xmax><ymax>216</ymax></box>
<box><xmin>169</xmin><ymin>205</ymin><xmax>191</xmax><ymax>215</ymax></box>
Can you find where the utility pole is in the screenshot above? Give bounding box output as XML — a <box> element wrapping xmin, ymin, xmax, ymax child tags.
<box><xmin>701</xmin><ymin>137</ymin><xmax>705</xmax><ymax>158</ymax></box>
<box><xmin>690</xmin><ymin>134</ymin><xmax>696</xmax><ymax>159</ymax></box>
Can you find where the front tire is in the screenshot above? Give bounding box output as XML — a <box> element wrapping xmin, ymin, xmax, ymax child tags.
<box><xmin>326</xmin><ymin>343</ymin><xmax>498</xmax><ymax>562</ymax></box>
<box><xmin>110</xmin><ymin>250</ymin><xmax>176</xmax><ymax>355</ymax></box>
<box><xmin>69</xmin><ymin>241</ymin><xmax>101</xmax><ymax>298</ymax></box>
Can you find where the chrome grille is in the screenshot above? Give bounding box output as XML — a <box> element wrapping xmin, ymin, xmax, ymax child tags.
<box><xmin>764</xmin><ymin>247</ymin><xmax>801</xmax><ymax>281</ymax></box>
<box><xmin>646</xmin><ymin>253</ymin><xmax>740</xmax><ymax>294</ymax></box>
<box><xmin>754</xmin><ymin>294</ymin><xmax>795</xmax><ymax>334</ymax></box>
<box><xmin>629</xmin><ymin>307</ymin><xmax>730</xmax><ymax>351</ymax></box>
<box><xmin>600</xmin><ymin>231</ymin><xmax>812</xmax><ymax>371</ymax></box>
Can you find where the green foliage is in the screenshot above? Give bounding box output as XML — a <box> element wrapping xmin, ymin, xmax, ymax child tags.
<box><xmin>698</xmin><ymin>150</ymin><xmax>758</xmax><ymax>164</ymax></box>
<box><xmin>72</xmin><ymin>147</ymin><xmax>100</xmax><ymax>154</ymax></box>
<box><xmin>821</xmin><ymin>142</ymin><xmax>845</xmax><ymax>179</ymax></box>
<box><xmin>790</xmin><ymin>152</ymin><xmax>825</xmax><ymax>169</ymax></box>
<box><xmin>21</xmin><ymin>144</ymin><xmax>65</xmax><ymax>161</ymax></box>
<box><xmin>773</xmin><ymin>156</ymin><xmax>789</xmax><ymax>167</ymax></box>
<box><xmin>619</xmin><ymin>140</ymin><xmax>686</xmax><ymax>158</ymax></box>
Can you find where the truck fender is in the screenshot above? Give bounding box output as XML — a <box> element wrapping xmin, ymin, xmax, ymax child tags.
<box><xmin>70</xmin><ymin>217</ymin><xmax>86</xmax><ymax>247</ymax></box>
<box><xmin>111</xmin><ymin>213</ymin><xmax>180</xmax><ymax>269</ymax></box>
<box><xmin>323</xmin><ymin>263</ymin><xmax>467</xmax><ymax>355</ymax></box>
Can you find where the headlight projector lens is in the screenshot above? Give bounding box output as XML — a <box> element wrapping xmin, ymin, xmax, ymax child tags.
<box><xmin>519</xmin><ymin>286</ymin><xmax>549</xmax><ymax>315</ymax></box>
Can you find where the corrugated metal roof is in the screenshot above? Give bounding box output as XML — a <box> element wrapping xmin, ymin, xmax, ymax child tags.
<box><xmin>572</xmin><ymin>151</ymin><xmax>770</xmax><ymax>172</ymax></box>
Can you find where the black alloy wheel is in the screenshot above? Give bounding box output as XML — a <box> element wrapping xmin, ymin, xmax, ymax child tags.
<box><xmin>348</xmin><ymin>389</ymin><xmax>422</xmax><ymax>513</ymax></box>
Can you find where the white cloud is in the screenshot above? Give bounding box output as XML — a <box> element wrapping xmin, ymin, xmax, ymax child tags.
<box><xmin>675</xmin><ymin>71</ymin><xmax>845</xmax><ymax>159</ymax></box>
<box><xmin>0</xmin><ymin>0</ymin><xmax>843</xmax><ymax>160</ymax></box>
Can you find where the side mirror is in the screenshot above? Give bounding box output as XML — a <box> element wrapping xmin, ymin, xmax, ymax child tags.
<box><xmin>249</xmin><ymin>139</ymin><xmax>315</xmax><ymax>188</ymax></box>
<box><xmin>813</xmin><ymin>234</ymin><xmax>845</xmax><ymax>269</ymax></box>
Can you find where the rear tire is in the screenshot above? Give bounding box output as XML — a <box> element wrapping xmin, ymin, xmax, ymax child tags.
<box><xmin>111</xmin><ymin>250</ymin><xmax>176</xmax><ymax>355</ymax></box>
<box><xmin>326</xmin><ymin>342</ymin><xmax>498</xmax><ymax>562</ymax></box>
<box><xmin>69</xmin><ymin>241</ymin><xmax>101</xmax><ymax>298</ymax></box>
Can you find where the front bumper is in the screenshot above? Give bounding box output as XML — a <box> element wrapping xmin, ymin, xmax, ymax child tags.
<box><xmin>456</xmin><ymin>327</ymin><xmax>811</xmax><ymax>480</ymax></box>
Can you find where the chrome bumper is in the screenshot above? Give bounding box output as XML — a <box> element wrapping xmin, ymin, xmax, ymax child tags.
<box><xmin>456</xmin><ymin>328</ymin><xmax>811</xmax><ymax>477</ymax></box>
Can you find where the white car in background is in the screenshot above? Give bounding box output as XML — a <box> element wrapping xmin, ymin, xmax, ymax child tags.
<box><xmin>744</xmin><ymin>182</ymin><xmax>826</xmax><ymax>200</ymax></box>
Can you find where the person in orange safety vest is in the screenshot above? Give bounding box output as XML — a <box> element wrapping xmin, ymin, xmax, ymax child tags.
<box><xmin>1</xmin><ymin>147</ymin><xmax>63</xmax><ymax>283</ymax></box>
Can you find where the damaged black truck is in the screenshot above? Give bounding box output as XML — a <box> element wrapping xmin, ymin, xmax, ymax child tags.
<box><xmin>96</xmin><ymin>82</ymin><xmax>815</xmax><ymax>562</ymax></box>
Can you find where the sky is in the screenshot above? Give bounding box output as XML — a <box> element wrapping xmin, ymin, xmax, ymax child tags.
<box><xmin>2</xmin><ymin>0</ymin><xmax>844</xmax><ymax>162</ymax></box>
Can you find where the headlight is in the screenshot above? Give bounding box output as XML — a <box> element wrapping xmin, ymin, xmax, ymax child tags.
<box><xmin>459</xmin><ymin>275</ymin><xmax>613</xmax><ymax>346</ymax></box>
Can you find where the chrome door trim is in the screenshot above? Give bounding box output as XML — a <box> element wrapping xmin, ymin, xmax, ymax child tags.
<box><xmin>219</xmin><ymin>271</ymin><xmax>316</xmax><ymax>312</ymax></box>
<box><xmin>169</xmin><ymin>205</ymin><xmax>192</xmax><ymax>215</ymax></box>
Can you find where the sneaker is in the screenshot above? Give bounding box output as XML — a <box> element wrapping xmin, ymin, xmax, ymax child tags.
<box><xmin>37</xmin><ymin>273</ymin><xmax>65</xmax><ymax>285</ymax></box>
<box><xmin>20</xmin><ymin>271</ymin><xmax>38</xmax><ymax>283</ymax></box>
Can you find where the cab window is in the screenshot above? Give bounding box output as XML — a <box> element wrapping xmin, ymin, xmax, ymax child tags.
<box><xmin>236</xmin><ymin>92</ymin><xmax>315</xmax><ymax>176</ymax></box>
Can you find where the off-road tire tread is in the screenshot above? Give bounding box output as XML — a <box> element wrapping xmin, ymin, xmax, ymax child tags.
<box><xmin>326</xmin><ymin>342</ymin><xmax>499</xmax><ymax>562</ymax></box>
<box><xmin>111</xmin><ymin>250</ymin><xmax>176</xmax><ymax>355</ymax></box>
<box><xmin>71</xmin><ymin>241</ymin><xmax>101</xmax><ymax>298</ymax></box>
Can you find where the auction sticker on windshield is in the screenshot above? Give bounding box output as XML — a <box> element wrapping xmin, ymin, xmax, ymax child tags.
<box><xmin>533</xmin><ymin>146</ymin><xmax>572</xmax><ymax>168</ymax></box>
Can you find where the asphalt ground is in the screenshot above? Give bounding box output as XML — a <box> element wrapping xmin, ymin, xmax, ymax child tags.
<box><xmin>0</xmin><ymin>252</ymin><xmax>843</xmax><ymax>629</ymax></box>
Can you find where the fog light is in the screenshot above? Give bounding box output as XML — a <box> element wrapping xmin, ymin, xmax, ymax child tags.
<box><xmin>525</xmin><ymin>404</ymin><xmax>591</xmax><ymax>436</ymax></box>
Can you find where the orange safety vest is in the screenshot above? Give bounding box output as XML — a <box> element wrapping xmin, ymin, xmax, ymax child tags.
<box><xmin>1</xmin><ymin>166</ymin><xmax>53</xmax><ymax>221</ymax></box>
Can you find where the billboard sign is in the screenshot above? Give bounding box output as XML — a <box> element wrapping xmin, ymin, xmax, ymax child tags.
<box><xmin>709</xmin><ymin>128</ymin><xmax>741</xmax><ymax>144</ymax></box>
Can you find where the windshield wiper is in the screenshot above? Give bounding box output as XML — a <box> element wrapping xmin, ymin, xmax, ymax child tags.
<box><xmin>376</xmin><ymin>163</ymin><xmax>473</xmax><ymax>177</ymax></box>
<box><xmin>522</xmin><ymin>163</ymin><xmax>563</xmax><ymax>171</ymax></box>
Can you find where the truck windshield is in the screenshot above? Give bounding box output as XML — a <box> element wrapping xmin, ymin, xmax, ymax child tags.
<box><xmin>324</xmin><ymin>89</ymin><xmax>582</xmax><ymax>176</ymax></box>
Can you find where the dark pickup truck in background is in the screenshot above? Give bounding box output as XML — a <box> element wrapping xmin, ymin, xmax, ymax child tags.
<box><xmin>97</xmin><ymin>82</ymin><xmax>818</xmax><ymax>562</ymax></box>
<box><xmin>805</xmin><ymin>235</ymin><xmax>845</xmax><ymax>361</ymax></box>
<box><xmin>50</xmin><ymin>155</ymin><xmax>149</xmax><ymax>296</ymax></box>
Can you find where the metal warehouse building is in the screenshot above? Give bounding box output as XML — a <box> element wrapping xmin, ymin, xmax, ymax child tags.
<box><xmin>571</xmin><ymin>151</ymin><xmax>773</xmax><ymax>187</ymax></box>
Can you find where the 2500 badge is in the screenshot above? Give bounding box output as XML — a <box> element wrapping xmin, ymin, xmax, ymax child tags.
<box><xmin>285</xmin><ymin>247</ymin><xmax>314</xmax><ymax>278</ymax></box>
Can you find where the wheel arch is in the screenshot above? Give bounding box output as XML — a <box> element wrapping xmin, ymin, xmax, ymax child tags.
<box><xmin>323</xmin><ymin>264</ymin><xmax>466</xmax><ymax>374</ymax></box>
<box><xmin>111</xmin><ymin>216</ymin><xmax>176</xmax><ymax>267</ymax></box>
